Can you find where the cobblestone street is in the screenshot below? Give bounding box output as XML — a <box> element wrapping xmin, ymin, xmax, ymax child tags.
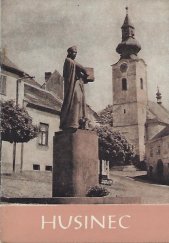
<box><xmin>1</xmin><ymin>170</ymin><xmax>169</xmax><ymax>204</ymax></box>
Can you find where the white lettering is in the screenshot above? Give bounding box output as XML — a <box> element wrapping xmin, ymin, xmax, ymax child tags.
<box><xmin>84</xmin><ymin>216</ymin><xmax>88</xmax><ymax>229</ymax></box>
<box><xmin>58</xmin><ymin>216</ymin><xmax>73</xmax><ymax>229</ymax></box>
<box><xmin>91</xmin><ymin>216</ymin><xmax>105</xmax><ymax>229</ymax></box>
<box><xmin>41</xmin><ymin>216</ymin><xmax>56</xmax><ymax>230</ymax></box>
<box><xmin>119</xmin><ymin>215</ymin><xmax>131</xmax><ymax>229</ymax></box>
<box><xmin>108</xmin><ymin>215</ymin><xmax>117</xmax><ymax>229</ymax></box>
<box><xmin>74</xmin><ymin>216</ymin><xmax>83</xmax><ymax>230</ymax></box>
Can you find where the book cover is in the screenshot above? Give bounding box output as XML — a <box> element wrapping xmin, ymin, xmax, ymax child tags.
<box><xmin>1</xmin><ymin>0</ymin><xmax>169</xmax><ymax>242</ymax></box>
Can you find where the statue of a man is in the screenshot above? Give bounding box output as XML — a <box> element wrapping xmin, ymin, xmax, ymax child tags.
<box><xmin>60</xmin><ymin>46</ymin><xmax>89</xmax><ymax>131</ymax></box>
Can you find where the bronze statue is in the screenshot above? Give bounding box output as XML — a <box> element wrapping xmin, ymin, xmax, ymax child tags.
<box><xmin>60</xmin><ymin>46</ymin><xmax>94</xmax><ymax>131</ymax></box>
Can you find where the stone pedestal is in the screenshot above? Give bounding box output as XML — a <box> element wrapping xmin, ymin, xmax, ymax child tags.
<box><xmin>52</xmin><ymin>129</ymin><xmax>99</xmax><ymax>197</ymax></box>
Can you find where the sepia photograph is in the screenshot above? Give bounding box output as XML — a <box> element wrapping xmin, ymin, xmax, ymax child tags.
<box><xmin>1</xmin><ymin>1</ymin><xmax>169</xmax><ymax>242</ymax></box>
<box><xmin>1</xmin><ymin>0</ymin><xmax>169</xmax><ymax>206</ymax></box>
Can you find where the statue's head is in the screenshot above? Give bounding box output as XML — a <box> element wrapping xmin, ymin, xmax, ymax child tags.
<box><xmin>67</xmin><ymin>46</ymin><xmax>77</xmax><ymax>60</ymax></box>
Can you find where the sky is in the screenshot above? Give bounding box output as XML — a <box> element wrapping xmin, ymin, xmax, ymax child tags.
<box><xmin>1</xmin><ymin>0</ymin><xmax>169</xmax><ymax>111</ymax></box>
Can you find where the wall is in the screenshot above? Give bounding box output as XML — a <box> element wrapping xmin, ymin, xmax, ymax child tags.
<box><xmin>0</xmin><ymin>70</ymin><xmax>19</xmax><ymax>102</ymax></box>
<box><xmin>22</xmin><ymin>106</ymin><xmax>60</xmax><ymax>171</ymax></box>
<box><xmin>1</xmin><ymin>69</ymin><xmax>61</xmax><ymax>172</ymax></box>
<box><xmin>146</xmin><ymin>135</ymin><xmax>169</xmax><ymax>183</ymax></box>
<box><xmin>1</xmin><ymin>107</ymin><xmax>60</xmax><ymax>172</ymax></box>
<box><xmin>112</xmin><ymin>58</ymin><xmax>147</xmax><ymax>161</ymax></box>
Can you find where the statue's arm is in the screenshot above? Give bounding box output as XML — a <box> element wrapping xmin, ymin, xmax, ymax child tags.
<box><xmin>75</xmin><ymin>62</ymin><xmax>87</xmax><ymax>75</ymax></box>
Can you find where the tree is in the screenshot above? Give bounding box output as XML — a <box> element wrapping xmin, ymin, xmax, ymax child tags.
<box><xmin>1</xmin><ymin>100</ymin><xmax>38</xmax><ymax>171</ymax></box>
<box><xmin>98</xmin><ymin>105</ymin><xmax>113</xmax><ymax>126</ymax></box>
<box><xmin>94</xmin><ymin>125</ymin><xmax>135</xmax><ymax>168</ymax></box>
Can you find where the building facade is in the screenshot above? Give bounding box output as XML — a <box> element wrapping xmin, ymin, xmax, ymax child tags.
<box><xmin>0</xmin><ymin>50</ymin><xmax>61</xmax><ymax>173</ymax></box>
<box><xmin>112</xmin><ymin>8</ymin><xmax>147</xmax><ymax>161</ymax></box>
<box><xmin>146</xmin><ymin>126</ymin><xmax>169</xmax><ymax>183</ymax></box>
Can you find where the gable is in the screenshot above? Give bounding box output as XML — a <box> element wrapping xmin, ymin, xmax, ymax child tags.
<box><xmin>146</xmin><ymin>101</ymin><xmax>169</xmax><ymax>125</ymax></box>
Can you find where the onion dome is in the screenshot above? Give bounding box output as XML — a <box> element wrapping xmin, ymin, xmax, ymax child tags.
<box><xmin>116</xmin><ymin>7</ymin><xmax>141</xmax><ymax>59</ymax></box>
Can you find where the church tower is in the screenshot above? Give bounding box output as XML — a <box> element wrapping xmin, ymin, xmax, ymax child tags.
<box><xmin>112</xmin><ymin>7</ymin><xmax>148</xmax><ymax>161</ymax></box>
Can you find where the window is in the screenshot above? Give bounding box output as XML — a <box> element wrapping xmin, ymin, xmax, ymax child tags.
<box><xmin>156</xmin><ymin>146</ymin><xmax>161</xmax><ymax>155</ymax></box>
<box><xmin>124</xmin><ymin>109</ymin><xmax>126</xmax><ymax>114</ymax></box>
<box><xmin>150</xmin><ymin>147</ymin><xmax>153</xmax><ymax>157</ymax></box>
<box><xmin>33</xmin><ymin>164</ymin><xmax>40</xmax><ymax>170</ymax></box>
<box><xmin>45</xmin><ymin>165</ymin><xmax>52</xmax><ymax>172</ymax></box>
<box><xmin>140</xmin><ymin>78</ymin><xmax>143</xmax><ymax>89</ymax></box>
<box><xmin>0</xmin><ymin>75</ymin><xmax>7</xmax><ymax>95</ymax></box>
<box><xmin>39</xmin><ymin>123</ymin><xmax>49</xmax><ymax>146</ymax></box>
<box><xmin>122</xmin><ymin>78</ymin><xmax>127</xmax><ymax>90</ymax></box>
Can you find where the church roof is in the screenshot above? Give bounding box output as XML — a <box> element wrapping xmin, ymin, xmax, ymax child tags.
<box><xmin>86</xmin><ymin>104</ymin><xmax>100</xmax><ymax>120</ymax></box>
<box><xmin>151</xmin><ymin>126</ymin><xmax>169</xmax><ymax>140</ymax></box>
<box><xmin>24</xmin><ymin>83</ymin><xmax>62</xmax><ymax>114</ymax></box>
<box><xmin>122</xmin><ymin>13</ymin><xmax>134</xmax><ymax>28</ymax></box>
<box><xmin>146</xmin><ymin>101</ymin><xmax>169</xmax><ymax>125</ymax></box>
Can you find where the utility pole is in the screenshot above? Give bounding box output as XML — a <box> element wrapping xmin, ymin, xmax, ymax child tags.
<box><xmin>12</xmin><ymin>75</ymin><xmax>34</xmax><ymax>173</ymax></box>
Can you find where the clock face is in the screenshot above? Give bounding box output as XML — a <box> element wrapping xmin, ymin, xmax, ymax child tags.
<box><xmin>120</xmin><ymin>63</ymin><xmax>128</xmax><ymax>73</ymax></box>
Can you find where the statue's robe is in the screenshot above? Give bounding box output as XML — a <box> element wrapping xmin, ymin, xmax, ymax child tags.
<box><xmin>60</xmin><ymin>57</ymin><xmax>86</xmax><ymax>130</ymax></box>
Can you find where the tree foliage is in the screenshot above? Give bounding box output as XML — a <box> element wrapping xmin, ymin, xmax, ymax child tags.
<box><xmin>1</xmin><ymin>100</ymin><xmax>38</xmax><ymax>143</ymax></box>
<box><xmin>94</xmin><ymin>125</ymin><xmax>135</xmax><ymax>167</ymax></box>
<box><xmin>98</xmin><ymin>105</ymin><xmax>113</xmax><ymax>126</ymax></box>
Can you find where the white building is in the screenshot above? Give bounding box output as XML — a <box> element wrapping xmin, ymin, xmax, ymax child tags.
<box><xmin>0</xmin><ymin>51</ymin><xmax>98</xmax><ymax>173</ymax></box>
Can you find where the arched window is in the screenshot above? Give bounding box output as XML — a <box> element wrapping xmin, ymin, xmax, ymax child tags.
<box><xmin>140</xmin><ymin>78</ymin><xmax>143</xmax><ymax>89</ymax></box>
<box><xmin>122</xmin><ymin>78</ymin><xmax>127</xmax><ymax>90</ymax></box>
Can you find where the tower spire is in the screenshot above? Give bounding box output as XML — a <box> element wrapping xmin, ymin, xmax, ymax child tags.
<box><xmin>125</xmin><ymin>6</ymin><xmax>128</xmax><ymax>14</ymax></box>
<box><xmin>116</xmin><ymin>7</ymin><xmax>141</xmax><ymax>59</ymax></box>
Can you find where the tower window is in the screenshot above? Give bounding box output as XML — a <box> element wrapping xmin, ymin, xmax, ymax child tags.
<box><xmin>140</xmin><ymin>78</ymin><xmax>143</xmax><ymax>89</ymax></box>
<box><xmin>156</xmin><ymin>146</ymin><xmax>161</xmax><ymax>155</ymax></box>
<box><xmin>124</xmin><ymin>109</ymin><xmax>126</xmax><ymax>114</ymax></box>
<box><xmin>122</xmin><ymin>78</ymin><xmax>127</xmax><ymax>90</ymax></box>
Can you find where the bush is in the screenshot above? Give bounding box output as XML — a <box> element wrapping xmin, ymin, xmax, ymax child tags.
<box><xmin>98</xmin><ymin>105</ymin><xmax>113</xmax><ymax>126</ymax></box>
<box><xmin>93</xmin><ymin>125</ymin><xmax>135</xmax><ymax>167</ymax></box>
<box><xmin>1</xmin><ymin>100</ymin><xmax>38</xmax><ymax>143</ymax></box>
<box><xmin>86</xmin><ymin>185</ymin><xmax>110</xmax><ymax>197</ymax></box>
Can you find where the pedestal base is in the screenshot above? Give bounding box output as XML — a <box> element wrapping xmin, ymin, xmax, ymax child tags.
<box><xmin>52</xmin><ymin>129</ymin><xmax>99</xmax><ymax>197</ymax></box>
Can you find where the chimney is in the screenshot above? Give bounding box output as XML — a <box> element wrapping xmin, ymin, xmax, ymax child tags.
<box><xmin>45</xmin><ymin>72</ymin><xmax>52</xmax><ymax>82</ymax></box>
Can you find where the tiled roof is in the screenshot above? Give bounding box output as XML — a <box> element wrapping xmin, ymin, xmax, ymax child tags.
<box><xmin>24</xmin><ymin>77</ymin><xmax>41</xmax><ymax>88</ymax></box>
<box><xmin>86</xmin><ymin>104</ymin><xmax>99</xmax><ymax>120</ymax></box>
<box><xmin>0</xmin><ymin>51</ymin><xmax>21</xmax><ymax>71</ymax></box>
<box><xmin>0</xmin><ymin>51</ymin><xmax>41</xmax><ymax>87</ymax></box>
<box><xmin>151</xmin><ymin>126</ymin><xmax>169</xmax><ymax>140</ymax></box>
<box><xmin>46</xmin><ymin>70</ymin><xmax>64</xmax><ymax>100</ymax></box>
<box><xmin>146</xmin><ymin>100</ymin><xmax>169</xmax><ymax>125</ymax></box>
<box><xmin>24</xmin><ymin>83</ymin><xmax>62</xmax><ymax>113</ymax></box>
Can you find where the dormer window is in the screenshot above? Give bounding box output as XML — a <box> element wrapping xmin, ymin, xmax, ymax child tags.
<box><xmin>122</xmin><ymin>78</ymin><xmax>127</xmax><ymax>91</ymax></box>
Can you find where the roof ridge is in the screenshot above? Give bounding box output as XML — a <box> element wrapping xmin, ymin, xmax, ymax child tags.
<box><xmin>24</xmin><ymin>82</ymin><xmax>63</xmax><ymax>104</ymax></box>
<box><xmin>151</xmin><ymin>125</ymin><xmax>169</xmax><ymax>140</ymax></box>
